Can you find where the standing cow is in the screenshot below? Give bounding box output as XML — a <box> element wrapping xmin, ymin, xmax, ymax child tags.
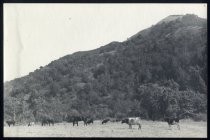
<box><xmin>73</xmin><ymin>116</ymin><xmax>83</xmax><ymax>126</ymax></box>
<box><xmin>41</xmin><ymin>119</ymin><xmax>48</xmax><ymax>126</ymax></box>
<box><xmin>41</xmin><ymin>118</ymin><xmax>54</xmax><ymax>126</ymax></box>
<box><xmin>65</xmin><ymin>115</ymin><xmax>81</xmax><ymax>126</ymax></box>
<box><xmin>6</xmin><ymin>120</ymin><xmax>15</xmax><ymax>127</ymax></box>
<box><xmin>121</xmin><ymin>117</ymin><xmax>141</xmax><ymax>130</ymax></box>
<box><xmin>83</xmin><ymin>117</ymin><xmax>94</xmax><ymax>126</ymax></box>
<box><xmin>164</xmin><ymin>117</ymin><xmax>180</xmax><ymax>130</ymax></box>
<box><xmin>28</xmin><ymin>122</ymin><xmax>35</xmax><ymax>126</ymax></box>
<box><xmin>47</xmin><ymin>119</ymin><xmax>54</xmax><ymax>126</ymax></box>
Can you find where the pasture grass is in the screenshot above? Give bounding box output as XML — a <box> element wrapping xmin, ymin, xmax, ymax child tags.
<box><xmin>4</xmin><ymin>120</ymin><xmax>207</xmax><ymax>137</ymax></box>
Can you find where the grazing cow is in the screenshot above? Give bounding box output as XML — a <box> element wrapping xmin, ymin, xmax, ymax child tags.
<box><xmin>102</xmin><ymin>119</ymin><xmax>110</xmax><ymax>124</ymax></box>
<box><xmin>28</xmin><ymin>122</ymin><xmax>35</xmax><ymax>126</ymax></box>
<box><xmin>83</xmin><ymin>118</ymin><xmax>94</xmax><ymax>126</ymax></box>
<box><xmin>121</xmin><ymin>117</ymin><xmax>141</xmax><ymax>129</ymax></box>
<box><xmin>164</xmin><ymin>117</ymin><xmax>180</xmax><ymax>130</ymax></box>
<box><xmin>6</xmin><ymin>120</ymin><xmax>15</xmax><ymax>127</ymax></box>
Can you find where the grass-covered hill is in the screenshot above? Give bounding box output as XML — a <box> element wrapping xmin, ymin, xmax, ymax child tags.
<box><xmin>4</xmin><ymin>14</ymin><xmax>207</xmax><ymax>123</ymax></box>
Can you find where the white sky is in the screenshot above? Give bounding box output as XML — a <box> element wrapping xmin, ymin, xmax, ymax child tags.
<box><xmin>4</xmin><ymin>3</ymin><xmax>207</xmax><ymax>82</ymax></box>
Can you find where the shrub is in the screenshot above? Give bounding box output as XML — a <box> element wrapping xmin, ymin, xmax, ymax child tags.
<box><xmin>192</xmin><ymin>113</ymin><xmax>207</xmax><ymax>121</ymax></box>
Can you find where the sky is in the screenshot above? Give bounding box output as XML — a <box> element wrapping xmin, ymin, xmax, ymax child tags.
<box><xmin>4</xmin><ymin>3</ymin><xmax>207</xmax><ymax>82</ymax></box>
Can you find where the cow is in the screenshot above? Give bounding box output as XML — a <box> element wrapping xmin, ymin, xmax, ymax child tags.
<box><xmin>6</xmin><ymin>120</ymin><xmax>15</xmax><ymax>127</ymax></box>
<box><xmin>47</xmin><ymin>119</ymin><xmax>54</xmax><ymax>126</ymax></box>
<box><xmin>164</xmin><ymin>117</ymin><xmax>180</xmax><ymax>130</ymax></box>
<box><xmin>72</xmin><ymin>116</ymin><xmax>82</xmax><ymax>126</ymax></box>
<box><xmin>41</xmin><ymin>118</ymin><xmax>54</xmax><ymax>126</ymax></box>
<box><xmin>28</xmin><ymin>122</ymin><xmax>35</xmax><ymax>126</ymax></box>
<box><xmin>87</xmin><ymin>118</ymin><xmax>93</xmax><ymax>124</ymax></box>
<box><xmin>83</xmin><ymin>118</ymin><xmax>94</xmax><ymax>126</ymax></box>
<box><xmin>121</xmin><ymin>117</ymin><xmax>141</xmax><ymax>130</ymax></box>
<box><xmin>116</xmin><ymin>118</ymin><xmax>121</xmax><ymax>122</ymax></box>
<box><xmin>102</xmin><ymin>119</ymin><xmax>110</xmax><ymax>124</ymax></box>
<box><xmin>41</xmin><ymin>119</ymin><xmax>48</xmax><ymax>126</ymax></box>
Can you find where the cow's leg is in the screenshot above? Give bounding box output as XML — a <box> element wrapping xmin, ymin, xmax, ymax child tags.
<box><xmin>177</xmin><ymin>123</ymin><xmax>180</xmax><ymax>130</ymax></box>
<box><xmin>8</xmin><ymin>124</ymin><xmax>10</xmax><ymax>127</ymax></box>
<box><xmin>169</xmin><ymin>124</ymin><xmax>172</xmax><ymax>130</ymax></box>
<box><xmin>129</xmin><ymin>124</ymin><xmax>131</xmax><ymax>129</ymax></box>
<box><xmin>77</xmin><ymin>122</ymin><xmax>78</xmax><ymax>126</ymax></box>
<box><xmin>138</xmin><ymin>124</ymin><xmax>141</xmax><ymax>130</ymax></box>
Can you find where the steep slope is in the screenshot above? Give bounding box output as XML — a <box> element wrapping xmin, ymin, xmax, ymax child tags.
<box><xmin>4</xmin><ymin>14</ymin><xmax>207</xmax><ymax>122</ymax></box>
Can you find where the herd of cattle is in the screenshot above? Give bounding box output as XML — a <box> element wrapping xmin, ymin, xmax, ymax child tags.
<box><xmin>5</xmin><ymin>116</ymin><xmax>180</xmax><ymax>130</ymax></box>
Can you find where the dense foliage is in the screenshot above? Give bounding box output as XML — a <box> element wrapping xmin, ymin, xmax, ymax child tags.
<box><xmin>4</xmin><ymin>14</ymin><xmax>207</xmax><ymax>123</ymax></box>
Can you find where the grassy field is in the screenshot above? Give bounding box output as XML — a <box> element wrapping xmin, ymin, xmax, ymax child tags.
<box><xmin>4</xmin><ymin>120</ymin><xmax>207</xmax><ymax>137</ymax></box>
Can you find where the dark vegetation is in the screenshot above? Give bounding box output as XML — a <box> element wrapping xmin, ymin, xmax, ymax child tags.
<box><xmin>4</xmin><ymin>14</ymin><xmax>207</xmax><ymax>123</ymax></box>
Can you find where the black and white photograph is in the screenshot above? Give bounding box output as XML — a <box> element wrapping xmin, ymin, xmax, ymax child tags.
<box><xmin>3</xmin><ymin>3</ymin><xmax>207</xmax><ymax>137</ymax></box>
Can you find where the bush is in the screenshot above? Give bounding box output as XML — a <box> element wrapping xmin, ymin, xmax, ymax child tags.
<box><xmin>192</xmin><ymin>113</ymin><xmax>207</xmax><ymax>121</ymax></box>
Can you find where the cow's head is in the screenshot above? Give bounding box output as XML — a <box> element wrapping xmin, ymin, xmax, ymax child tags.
<box><xmin>121</xmin><ymin>118</ymin><xmax>129</xmax><ymax>124</ymax></box>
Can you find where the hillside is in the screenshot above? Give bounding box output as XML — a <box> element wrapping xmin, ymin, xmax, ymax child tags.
<box><xmin>4</xmin><ymin>14</ymin><xmax>207</xmax><ymax>122</ymax></box>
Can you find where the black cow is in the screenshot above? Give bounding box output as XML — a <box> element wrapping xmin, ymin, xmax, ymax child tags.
<box><xmin>41</xmin><ymin>119</ymin><xmax>48</xmax><ymax>126</ymax></box>
<box><xmin>102</xmin><ymin>119</ymin><xmax>110</xmax><ymax>124</ymax></box>
<box><xmin>83</xmin><ymin>118</ymin><xmax>94</xmax><ymax>126</ymax></box>
<box><xmin>41</xmin><ymin>118</ymin><xmax>54</xmax><ymax>126</ymax></box>
<box><xmin>72</xmin><ymin>116</ymin><xmax>82</xmax><ymax>126</ymax></box>
<box><xmin>6</xmin><ymin>120</ymin><xmax>15</xmax><ymax>127</ymax></box>
<box><xmin>48</xmin><ymin>119</ymin><xmax>54</xmax><ymax>126</ymax></box>
<box><xmin>164</xmin><ymin>117</ymin><xmax>180</xmax><ymax>130</ymax></box>
<box><xmin>65</xmin><ymin>115</ymin><xmax>83</xmax><ymax>126</ymax></box>
<box><xmin>121</xmin><ymin>117</ymin><xmax>141</xmax><ymax>130</ymax></box>
<box><xmin>116</xmin><ymin>118</ymin><xmax>121</xmax><ymax>122</ymax></box>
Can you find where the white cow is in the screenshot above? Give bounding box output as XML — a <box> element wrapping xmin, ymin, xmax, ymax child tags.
<box><xmin>121</xmin><ymin>117</ymin><xmax>141</xmax><ymax>129</ymax></box>
<box><xmin>28</xmin><ymin>122</ymin><xmax>35</xmax><ymax>126</ymax></box>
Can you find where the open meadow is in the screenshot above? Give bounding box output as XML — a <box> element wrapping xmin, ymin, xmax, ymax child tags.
<box><xmin>4</xmin><ymin>120</ymin><xmax>207</xmax><ymax>138</ymax></box>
